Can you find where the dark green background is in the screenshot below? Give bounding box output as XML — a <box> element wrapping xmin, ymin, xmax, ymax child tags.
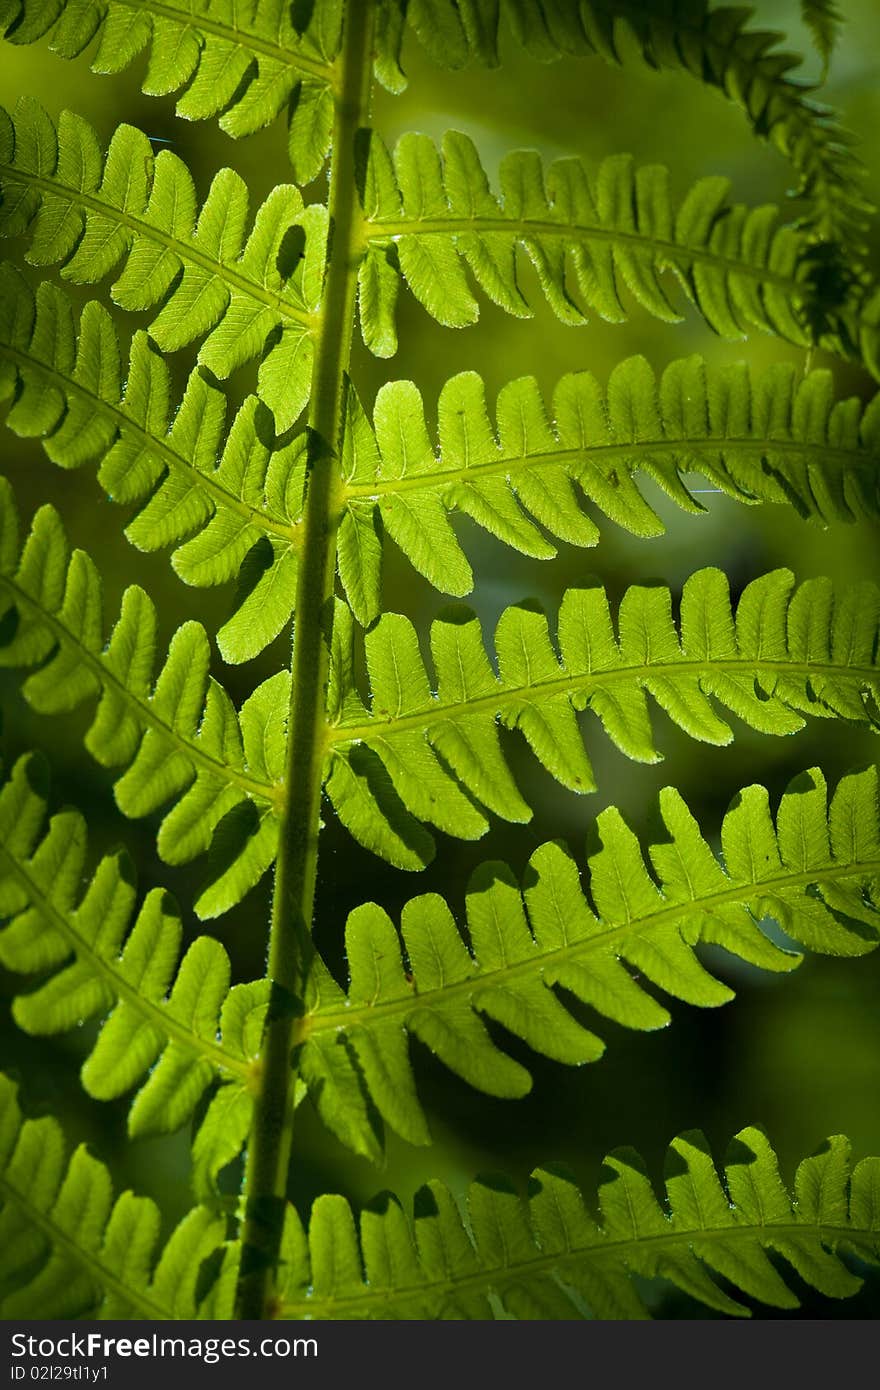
<box><xmin>1</xmin><ymin>0</ymin><xmax>878</xmax><ymax>1318</ymax></box>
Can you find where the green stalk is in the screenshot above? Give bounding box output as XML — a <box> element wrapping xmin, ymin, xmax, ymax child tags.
<box><xmin>235</xmin><ymin>0</ymin><xmax>376</xmax><ymax>1320</ymax></box>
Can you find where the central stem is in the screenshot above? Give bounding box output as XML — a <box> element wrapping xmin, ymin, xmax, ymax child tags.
<box><xmin>235</xmin><ymin>0</ymin><xmax>375</xmax><ymax>1320</ymax></box>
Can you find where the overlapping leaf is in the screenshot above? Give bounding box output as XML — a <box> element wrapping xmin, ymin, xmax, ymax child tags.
<box><xmin>0</xmin><ymin>482</ymin><xmax>283</xmax><ymax>916</ymax></box>
<box><xmin>0</xmin><ymin>754</ymin><xmax>267</xmax><ymax>1157</ymax></box>
<box><xmin>0</xmin><ymin>266</ymin><xmax>305</xmax><ymax>661</ymax></box>
<box><xmin>0</xmin><ymin>1073</ymin><xmax>225</xmax><ymax>1317</ymax></box>
<box><xmin>339</xmin><ymin>358</ymin><xmax>880</xmax><ymax>622</ymax></box>
<box><xmin>298</xmin><ymin>765</ymin><xmax>880</xmax><ymax>1149</ymax></box>
<box><xmin>0</xmin><ymin>100</ymin><xmax>322</xmax><ymax>428</ymax></box>
<box><xmin>4</xmin><ymin>0</ymin><xmax>866</xmax><ymax>262</ymax></box>
<box><xmin>380</xmin><ymin>0</ymin><xmax>872</xmax><ymax>258</ymax></box>
<box><xmin>325</xmin><ymin>569</ymin><xmax>880</xmax><ymax>868</ymax></box>
<box><xmin>358</xmin><ymin>132</ymin><xmax>832</xmax><ymax>361</ymax></box>
<box><xmin>267</xmin><ymin>1129</ymin><xmax>880</xmax><ymax>1318</ymax></box>
<box><xmin>0</xmin><ymin>0</ymin><xmax>340</xmax><ymax>182</ymax></box>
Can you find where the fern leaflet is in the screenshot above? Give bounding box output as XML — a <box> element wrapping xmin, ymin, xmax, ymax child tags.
<box><xmin>339</xmin><ymin>357</ymin><xmax>880</xmax><ymax>620</ymax></box>
<box><xmin>0</xmin><ymin>265</ymin><xmax>305</xmax><ymax>662</ymax></box>
<box><xmin>261</xmin><ymin>1128</ymin><xmax>880</xmax><ymax>1318</ymax></box>
<box><xmin>383</xmin><ymin>0</ymin><xmax>872</xmax><ymax>258</ymax></box>
<box><xmin>5</xmin><ymin>1076</ymin><xmax>877</xmax><ymax>1319</ymax></box>
<box><xmin>297</xmin><ymin>765</ymin><xmax>880</xmax><ymax>1150</ymax></box>
<box><xmin>357</xmin><ymin>131</ymin><xmax>828</xmax><ymax>358</ymax></box>
<box><xmin>0</xmin><ymin>101</ymin><xmax>322</xmax><ymax>429</ymax></box>
<box><xmin>0</xmin><ymin>753</ymin><xmax>268</xmax><ymax>1150</ymax></box>
<box><xmin>326</xmin><ymin>569</ymin><xmax>880</xmax><ymax>867</ymax></box>
<box><xmin>0</xmin><ymin>0</ymin><xmax>340</xmax><ymax>182</ymax></box>
<box><xmin>0</xmin><ymin>1074</ymin><xmax>224</xmax><ymax>1318</ymax></box>
<box><xmin>0</xmin><ymin>481</ymin><xmax>283</xmax><ymax>915</ymax></box>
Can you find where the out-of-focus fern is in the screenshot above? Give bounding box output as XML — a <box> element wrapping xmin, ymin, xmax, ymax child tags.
<box><xmin>801</xmin><ymin>0</ymin><xmax>844</xmax><ymax>76</ymax></box>
<box><xmin>1</xmin><ymin>0</ymin><xmax>879</xmax><ymax>1324</ymax></box>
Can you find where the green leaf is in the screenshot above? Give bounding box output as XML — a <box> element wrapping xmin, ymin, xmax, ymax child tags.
<box><xmin>800</xmin><ymin>0</ymin><xmax>843</xmax><ymax>73</ymax></box>
<box><xmin>190</xmin><ymin>1084</ymin><xmax>255</xmax><ymax>1202</ymax></box>
<box><xmin>0</xmin><ymin>1072</ymin><xmax>225</xmax><ymax>1317</ymax></box>
<box><xmin>0</xmin><ymin>483</ymin><xmax>283</xmax><ymax>910</ymax></box>
<box><xmin>216</xmin><ymin>537</ymin><xmax>303</xmax><ymax>665</ymax></box>
<box><xmin>327</xmin><ymin>569</ymin><xmax>880</xmax><ymax>862</ymax></box>
<box><xmin>339</xmin><ymin>361</ymin><xmax>880</xmax><ymax>610</ymax></box>
<box><xmin>0</xmin><ymin>102</ymin><xmax>317</xmax><ymax>428</ymax></box>
<box><xmin>381</xmin><ymin>0</ymin><xmax>871</xmax><ymax>258</ymax></box>
<box><xmin>273</xmin><ymin>1127</ymin><xmax>880</xmax><ymax>1318</ymax></box>
<box><xmin>0</xmin><ymin>266</ymin><xmax>306</xmax><ymax>659</ymax></box>
<box><xmin>302</xmin><ymin>766</ymin><xmax>878</xmax><ymax>1147</ymax></box>
<box><xmin>356</xmin><ymin>128</ymin><xmax>876</xmax><ymax>370</ymax></box>
<box><xmin>1</xmin><ymin>1</ymin><xmax>340</xmax><ymax>175</ymax></box>
<box><xmin>0</xmin><ymin>752</ymin><xmax>269</xmax><ymax>1142</ymax></box>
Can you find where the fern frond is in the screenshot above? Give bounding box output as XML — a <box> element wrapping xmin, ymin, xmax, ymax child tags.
<box><xmin>268</xmin><ymin>1128</ymin><xmax>880</xmax><ymax>1318</ymax></box>
<box><xmin>358</xmin><ymin>132</ymin><xmax>832</xmax><ymax>360</ymax></box>
<box><xmin>300</xmin><ymin>765</ymin><xmax>879</xmax><ymax>1148</ymax></box>
<box><xmin>325</xmin><ymin>570</ymin><xmax>880</xmax><ymax>868</ymax></box>
<box><xmin>0</xmin><ymin>1073</ymin><xmax>225</xmax><ymax>1317</ymax></box>
<box><xmin>381</xmin><ymin>0</ymin><xmax>872</xmax><ymax>257</ymax></box>
<box><xmin>339</xmin><ymin>359</ymin><xmax>880</xmax><ymax>621</ymax></box>
<box><xmin>0</xmin><ymin>481</ymin><xmax>282</xmax><ymax>916</ymax></box>
<box><xmin>0</xmin><ymin>754</ymin><xmax>267</xmax><ymax>1149</ymax></box>
<box><xmin>0</xmin><ymin>0</ymin><xmax>340</xmax><ymax>182</ymax></box>
<box><xmin>0</xmin><ymin>101</ymin><xmax>322</xmax><ymax>428</ymax></box>
<box><xmin>801</xmin><ymin>0</ymin><xmax>844</xmax><ymax>75</ymax></box>
<box><xmin>0</xmin><ymin>266</ymin><xmax>305</xmax><ymax>661</ymax></box>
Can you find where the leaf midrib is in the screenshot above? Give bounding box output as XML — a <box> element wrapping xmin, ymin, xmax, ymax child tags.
<box><xmin>329</xmin><ymin>655</ymin><xmax>880</xmax><ymax>743</ymax></box>
<box><xmin>364</xmin><ymin>212</ymin><xmax>806</xmax><ymax>299</ymax></box>
<box><xmin>0</xmin><ymin>569</ymin><xmax>280</xmax><ymax>806</ymax></box>
<box><xmin>278</xmin><ymin>1215</ymin><xmax>869</xmax><ymax>1318</ymax></box>
<box><xmin>343</xmin><ymin>433</ymin><xmax>877</xmax><ymax>498</ymax></box>
<box><xmin>301</xmin><ymin>854</ymin><xmax>880</xmax><ymax>1037</ymax></box>
<box><xmin>138</xmin><ymin>0</ymin><xmax>335</xmax><ymax>83</ymax></box>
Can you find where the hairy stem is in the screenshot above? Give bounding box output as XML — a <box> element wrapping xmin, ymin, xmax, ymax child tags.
<box><xmin>235</xmin><ymin>0</ymin><xmax>376</xmax><ymax>1320</ymax></box>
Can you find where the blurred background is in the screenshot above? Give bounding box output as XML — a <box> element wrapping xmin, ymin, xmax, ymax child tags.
<box><xmin>1</xmin><ymin>0</ymin><xmax>879</xmax><ymax>1317</ymax></box>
